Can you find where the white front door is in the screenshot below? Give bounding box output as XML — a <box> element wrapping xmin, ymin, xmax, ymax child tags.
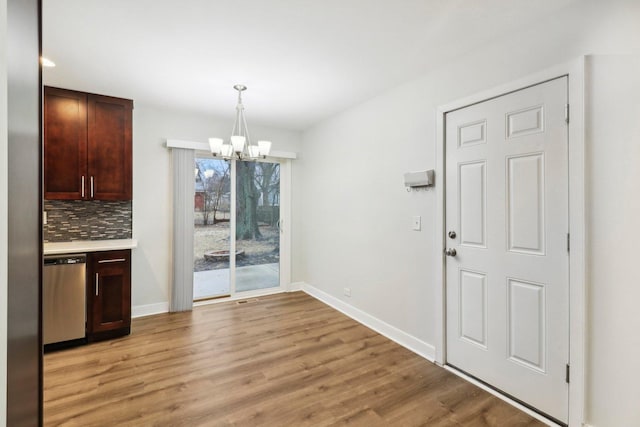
<box><xmin>445</xmin><ymin>77</ymin><xmax>569</xmax><ymax>423</ymax></box>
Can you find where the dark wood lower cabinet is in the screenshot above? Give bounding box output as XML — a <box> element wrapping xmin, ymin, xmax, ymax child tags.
<box><xmin>87</xmin><ymin>250</ymin><xmax>131</xmax><ymax>342</ymax></box>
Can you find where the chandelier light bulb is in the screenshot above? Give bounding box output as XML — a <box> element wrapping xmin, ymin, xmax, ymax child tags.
<box><xmin>257</xmin><ymin>140</ymin><xmax>272</xmax><ymax>156</ymax></box>
<box><xmin>231</xmin><ymin>136</ymin><xmax>246</xmax><ymax>153</ymax></box>
<box><xmin>221</xmin><ymin>144</ymin><xmax>233</xmax><ymax>157</ymax></box>
<box><xmin>208</xmin><ymin>138</ymin><xmax>224</xmax><ymax>155</ymax></box>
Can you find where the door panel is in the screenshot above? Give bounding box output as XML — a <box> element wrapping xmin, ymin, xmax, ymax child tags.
<box><xmin>459</xmin><ymin>269</ymin><xmax>488</xmax><ymax>348</ymax></box>
<box><xmin>507</xmin><ymin>278</ymin><xmax>546</xmax><ymax>371</ymax></box>
<box><xmin>235</xmin><ymin>160</ymin><xmax>280</xmax><ymax>293</ymax></box>
<box><xmin>507</xmin><ymin>153</ymin><xmax>545</xmax><ymax>254</ymax></box>
<box><xmin>43</xmin><ymin>87</ymin><xmax>88</xmax><ymax>199</ymax></box>
<box><xmin>87</xmin><ymin>94</ymin><xmax>133</xmax><ymax>200</ymax></box>
<box><xmin>445</xmin><ymin>77</ymin><xmax>569</xmax><ymax>423</ymax></box>
<box><xmin>459</xmin><ymin>161</ymin><xmax>487</xmax><ymax>248</ymax></box>
<box><xmin>193</xmin><ymin>157</ymin><xmax>231</xmax><ymax>300</ymax></box>
<box><xmin>507</xmin><ymin>105</ymin><xmax>544</xmax><ymax>138</ymax></box>
<box><xmin>458</xmin><ymin>120</ymin><xmax>487</xmax><ymax>147</ymax></box>
<box><xmin>87</xmin><ymin>250</ymin><xmax>131</xmax><ymax>340</ymax></box>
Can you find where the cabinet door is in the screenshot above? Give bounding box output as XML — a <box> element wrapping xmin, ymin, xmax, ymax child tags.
<box><xmin>44</xmin><ymin>87</ymin><xmax>88</xmax><ymax>200</ymax></box>
<box><xmin>87</xmin><ymin>94</ymin><xmax>133</xmax><ymax>200</ymax></box>
<box><xmin>88</xmin><ymin>250</ymin><xmax>131</xmax><ymax>336</ymax></box>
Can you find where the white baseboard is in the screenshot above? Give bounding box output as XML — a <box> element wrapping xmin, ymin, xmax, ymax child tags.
<box><xmin>132</xmin><ymin>302</ymin><xmax>169</xmax><ymax>318</ymax></box>
<box><xmin>287</xmin><ymin>281</ymin><xmax>304</xmax><ymax>292</ymax></box>
<box><xmin>301</xmin><ymin>283</ymin><xmax>436</xmax><ymax>362</ymax></box>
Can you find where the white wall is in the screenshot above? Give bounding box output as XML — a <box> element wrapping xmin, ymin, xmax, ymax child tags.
<box><xmin>0</xmin><ymin>0</ymin><xmax>8</xmax><ymax>424</ymax></box>
<box><xmin>295</xmin><ymin>2</ymin><xmax>640</xmax><ymax>426</ymax></box>
<box><xmin>585</xmin><ymin>55</ymin><xmax>640</xmax><ymax>427</ymax></box>
<box><xmin>131</xmin><ymin>104</ymin><xmax>301</xmax><ymax>310</ymax></box>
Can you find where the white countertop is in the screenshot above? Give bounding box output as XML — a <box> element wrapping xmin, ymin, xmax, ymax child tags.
<box><xmin>43</xmin><ymin>239</ymin><xmax>138</xmax><ymax>255</ymax></box>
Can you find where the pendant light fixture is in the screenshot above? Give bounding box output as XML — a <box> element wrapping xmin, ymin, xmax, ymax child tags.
<box><xmin>208</xmin><ymin>84</ymin><xmax>272</xmax><ymax>160</ymax></box>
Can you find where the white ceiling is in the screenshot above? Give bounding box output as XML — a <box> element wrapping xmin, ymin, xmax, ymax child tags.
<box><xmin>43</xmin><ymin>0</ymin><xmax>580</xmax><ymax>131</ymax></box>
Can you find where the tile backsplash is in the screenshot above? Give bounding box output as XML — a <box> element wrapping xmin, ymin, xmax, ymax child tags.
<box><xmin>44</xmin><ymin>200</ymin><xmax>132</xmax><ymax>242</ymax></box>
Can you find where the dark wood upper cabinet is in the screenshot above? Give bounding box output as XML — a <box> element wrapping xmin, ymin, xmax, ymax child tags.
<box><xmin>88</xmin><ymin>94</ymin><xmax>133</xmax><ymax>200</ymax></box>
<box><xmin>44</xmin><ymin>86</ymin><xmax>133</xmax><ymax>200</ymax></box>
<box><xmin>44</xmin><ymin>87</ymin><xmax>88</xmax><ymax>199</ymax></box>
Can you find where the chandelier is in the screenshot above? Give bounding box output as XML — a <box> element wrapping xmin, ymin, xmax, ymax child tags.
<box><xmin>208</xmin><ymin>84</ymin><xmax>272</xmax><ymax>161</ymax></box>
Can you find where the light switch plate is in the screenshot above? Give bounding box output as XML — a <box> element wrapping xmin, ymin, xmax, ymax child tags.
<box><xmin>411</xmin><ymin>215</ymin><xmax>422</xmax><ymax>231</ymax></box>
<box><xmin>412</xmin><ymin>216</ymin><xmax>421</xmax><ymax>231</ymax></box>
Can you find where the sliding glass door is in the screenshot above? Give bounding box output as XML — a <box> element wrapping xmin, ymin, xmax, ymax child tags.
<box><xmin>235</xmin><ymin>161</ymin><xmax>280</xmax><ymax>293</ymax></box>
<box><xmin>193</xmin><ymin>157</ymin><xmax>284</xmax><ymax>301</ymax></box>
<box><xmin>193</xmin><ymin>158</ymin><xmax>231</xmax><ymax>300</ymax></box>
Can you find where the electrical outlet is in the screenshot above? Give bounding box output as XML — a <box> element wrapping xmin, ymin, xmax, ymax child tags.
<box><xmin>412</xmin><ymin>215</ymin><xmax>421</xmax><ymax>231</ymax></box>
<box><xmin>343</xmin><ymin>287</ymin><xmax>351</xmax><ymax>297</ymax></box>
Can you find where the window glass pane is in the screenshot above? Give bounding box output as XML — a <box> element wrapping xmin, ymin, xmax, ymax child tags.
<box><xmin>193</xmin><ymin>157</ymin><xmax>231</xmax><ymax>300</ymax></box>
<box><xmin>235</xmin><ymin>161</ymin><xmax>280</xmax><ymax>292</ymax></box>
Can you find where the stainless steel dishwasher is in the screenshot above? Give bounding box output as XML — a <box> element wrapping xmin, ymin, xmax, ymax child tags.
<box><xmin>43</xmin><ymin>254</ymin><xmax>87</xmax><ymax>348</ymax></box>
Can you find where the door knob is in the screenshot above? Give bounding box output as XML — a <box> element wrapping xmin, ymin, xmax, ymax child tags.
<box><xmin>444</xmin><ymin>248</ymin><xmax>457</xmax><ymax>257</ymax></box>
<box><xmin>448</xmin><ymin>230</ymin><xmax>457</xmax><ymax>239</ymax></box>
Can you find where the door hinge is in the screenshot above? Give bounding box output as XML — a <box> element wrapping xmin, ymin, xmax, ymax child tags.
<box><xmin>565</xmin><ymin>104</ymin><xmax>570</xmax><ymax>124</ymax></box>
<box><xmin>567</xmin><ymin>233</ymin><xmax>570</xmax><ymax>252</ymax></box>
<box><xmin>566</xmin><ymin>364</ymin><xmax>570</xmax><ymax>383</ymax></box>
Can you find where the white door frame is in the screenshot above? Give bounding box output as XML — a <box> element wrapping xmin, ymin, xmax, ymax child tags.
<box><xmin>434</xmin><ymin>57</ymin><xmax>585</xmax><ymax>426</ymax></box>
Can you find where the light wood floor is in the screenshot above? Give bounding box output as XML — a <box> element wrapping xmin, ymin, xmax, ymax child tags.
<box><xmin>44</xmin><ymin>292</ymin><xmax>544</xmax><ymax>426</ymax></box>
